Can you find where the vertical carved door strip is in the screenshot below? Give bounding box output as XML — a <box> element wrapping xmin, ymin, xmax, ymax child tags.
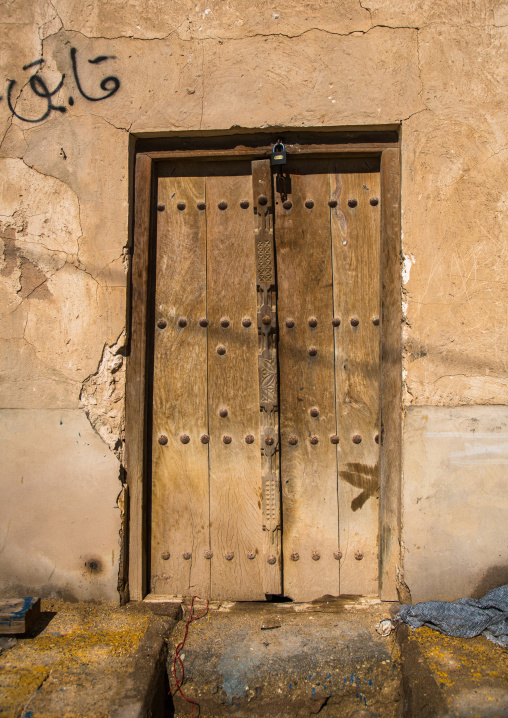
<box><xmin>252</xmin><ymin>160</ymin><xmax>282</xmax><ymax>595</ymax></box>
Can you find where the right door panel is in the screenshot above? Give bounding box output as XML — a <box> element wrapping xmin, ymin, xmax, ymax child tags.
<box><xmin>276</xmin><ymin>158</ymin><xmax>381</xmax><ymax>601</ymax></box>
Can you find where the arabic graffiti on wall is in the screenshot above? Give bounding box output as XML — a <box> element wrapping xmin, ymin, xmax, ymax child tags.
<box><xmin>1</xmin><ymin>47</ymin><xmax>120</xmax><ymax>123</ymax></box>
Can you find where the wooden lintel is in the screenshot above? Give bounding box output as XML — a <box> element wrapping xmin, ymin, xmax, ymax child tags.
<box><xmin>144</xmin><ymin>142</ymin><xmax>398</xmax><ymax>162</ymax></box>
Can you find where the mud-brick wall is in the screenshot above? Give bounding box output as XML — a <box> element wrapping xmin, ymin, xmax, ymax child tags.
<box><xmin>1</xmin><ymin>0</ymin><xmax>507</xmax><ymax>602</ymax></box>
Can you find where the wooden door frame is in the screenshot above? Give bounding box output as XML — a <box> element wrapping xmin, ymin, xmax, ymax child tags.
<box><xmin>125</xmin><ymin>134</ymin><xmax>401</xmax><ymax>602</ymax></box>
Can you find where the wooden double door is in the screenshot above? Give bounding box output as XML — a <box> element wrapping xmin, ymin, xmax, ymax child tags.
<box><xmin>150</xmin><ymin>156</ymin><xmax>382</xmax><ymax>602</ymax></box>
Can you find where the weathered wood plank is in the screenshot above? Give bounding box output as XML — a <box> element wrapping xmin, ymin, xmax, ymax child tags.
<box><xmin>379</xmin><ymin>148</ymin><xmax>402</xmax><ymax>601</ymax></box>
<box><xmin>276</xmin><ymin>161</ymin><xmax>340</xmax><ymax>602</ymax></box>
<box><xmin>0</xmin><ymin>598</ymin><xmax>40</xmax><ymax>635</ymax></box>
<box><xmin>207</xmin><ymin>165</ymin><xmax>265</xmax><ymax>601</ymax></box>
<box><xmin>125</xmin><ymin>153</ymin><xmax>153</xmax><ymax>601</ymax></box>
<box><xmin>149</xmin><ymin>143</ymin><xmax>397</xmax><ymax>162</ymax></box>
<box><xmin>150</xmin><ymin>169</ymin><xmax>210</xmax><ymax>597</ymax></box>
<box><xmin>330</xmin><ymin>158</ymin><xmax>381</xmax><ymax>596</ymax></box>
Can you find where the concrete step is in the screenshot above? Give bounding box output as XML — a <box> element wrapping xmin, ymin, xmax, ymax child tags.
<box><xmin>164</xmin><ymin>597</ymin><xmax>402</xmax><ymax>718</ymax></box>
<box><xmin>398</xmin><ymin>623</ymin><xmax>508</xmax><ymax>718</ymax></box>
<box><xmin>0</xmin><ymin>599</ymin><xmax>181</xmax><ymax>718</ymax></box>
<box><xmin>3</xmin><ymin>597</ymin><xmax>507</xmax><ymax>718</ymax></box>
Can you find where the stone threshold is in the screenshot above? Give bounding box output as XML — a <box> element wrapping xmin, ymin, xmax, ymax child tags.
<box><xmin>144</xmin><ymin>593</ymin><xmax>386</xmax><ymax>614</ymax></box>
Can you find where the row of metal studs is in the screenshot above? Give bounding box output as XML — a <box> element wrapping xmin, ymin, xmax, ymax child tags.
<box><xmin>160</xmin><ymin>549</ymin><xmax>363</xmax><ymax>561</ymax></box>
<box><xmin>158</xmin><ymin>433</ymin><xmax>379</xmax><ymax>445</ymax></box>
<box><xmin>157</xmin><ymin>197</ymin><xmax>379</xmax><ymax>212</ymax></box>
<box><xmin>157</xmin><ymin>316</ymin><xmax>380</xmax><ymax>330</ymax></box>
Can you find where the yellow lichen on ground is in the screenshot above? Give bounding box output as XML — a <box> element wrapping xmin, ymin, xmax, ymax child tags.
<box><xmin>409</xmin><ymin>626</ymin><xmax>508</xmax><ymax>688</ymax></box>
<box><xmin>0</xmin><ymin>601</ymin><xmax>151</xmax><ymax>717</ymax></box>
<box><xmin>0</xmin><ymin>667</ymin><xmax>51</xmax><ymax>718</ymax></box>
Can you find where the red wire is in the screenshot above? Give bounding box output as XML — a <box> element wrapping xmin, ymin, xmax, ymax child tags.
<box><xmin>171</xmin><ymin>595</ymin><xmax>209</xmax><ymax>718</ymax></box>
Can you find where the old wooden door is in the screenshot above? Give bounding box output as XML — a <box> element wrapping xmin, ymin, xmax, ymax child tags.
<box><xmin>150</xmin><ymin>156</ymin><xmax>381</xmax><ymax>601</ymax></box>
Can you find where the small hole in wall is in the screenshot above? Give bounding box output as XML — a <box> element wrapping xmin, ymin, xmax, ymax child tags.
<box><xmin>84</xmin><ymin>557</ymin><xmax>103</xmax><ymax>574</ymax></box>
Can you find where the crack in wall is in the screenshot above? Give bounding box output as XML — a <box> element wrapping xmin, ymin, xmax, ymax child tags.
<box><xmin>39</xmin><ymin>18</ymin><xmax>508</xmax><ymax>43</ymax></box>
<box><xmin>0</xmin><ymin>116</ymin><xmax>14</xmax><ymax>154</ymax></box>
<box><xmin>199</xmin><ymin>43</ymin><xmax>205</xmax><ymax>131</ymax></box>
<box><xmin>1</xmin><ymin>235</ymin><xmax>58</xmax><ymax>308</ymax></box>
<box><xmin>71</xmin><ymin>112</ymin><xmax>130</xmax><ymax>133</ymax></box>
<box><xmin>46</xmin><ymin>0</ymin><xmax>64</xmax><ymax>37</ymax></box>
<box><xmin>15</xmin><ymin>157</ymin><xmax>93</xmax><ymax>284</ymax></box>
<box><xmin>414</xmin><ymin>30</ymin><xmax>428</xmax><ymax>115</ymax></box>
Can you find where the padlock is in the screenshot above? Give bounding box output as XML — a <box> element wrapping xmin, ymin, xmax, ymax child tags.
<box><xmin>270</xmin><ymin>141</ymin><xmax>286</xmax><ymax>166</ymax></box>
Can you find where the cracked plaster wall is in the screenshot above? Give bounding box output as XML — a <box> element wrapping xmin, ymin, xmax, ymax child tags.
<box><xmin>0</xmin><ymin>0</ymin><xmax>507</xmax><ymax>601</ymax></box>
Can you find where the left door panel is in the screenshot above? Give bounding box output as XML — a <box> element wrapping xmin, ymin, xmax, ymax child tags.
<box><xmin>151</xmin><ymin>166</ymin><xmax>210</xmax><ymax>596</ymax></box>
<box><xmin>150</xmin><ymin>162</ymin><xmax>266</xmax><ymax>600</ymax></box>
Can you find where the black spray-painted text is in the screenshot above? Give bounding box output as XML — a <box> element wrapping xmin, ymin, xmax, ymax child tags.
<box><xmin>2</xmin><ymin>47</ymin><xmax>120</xmax><ymax>123</ymax></box>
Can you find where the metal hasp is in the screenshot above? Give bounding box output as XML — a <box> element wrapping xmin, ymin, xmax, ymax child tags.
<box><xmin>252</xmin><ymin>159</ymin><xmax>282</xmax><ymax>596</ymax></box>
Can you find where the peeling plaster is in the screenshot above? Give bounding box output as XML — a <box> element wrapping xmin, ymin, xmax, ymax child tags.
<box><xmin>79</xmin><ymin>330</ymin><xmax>127</xmax><ymax>459</ymax></box>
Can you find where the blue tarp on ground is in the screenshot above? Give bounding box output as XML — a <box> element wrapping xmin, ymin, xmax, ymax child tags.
<box><xmin>395</xmin><ymin>585</ymin><xmax>508</xmax><ymax>647</ymax></box>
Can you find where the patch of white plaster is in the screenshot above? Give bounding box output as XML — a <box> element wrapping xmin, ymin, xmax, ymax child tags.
<box><xmin>402</xmin><ymin>252</ymin><xmax>415</xmax><ymax>285</ymax></box>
